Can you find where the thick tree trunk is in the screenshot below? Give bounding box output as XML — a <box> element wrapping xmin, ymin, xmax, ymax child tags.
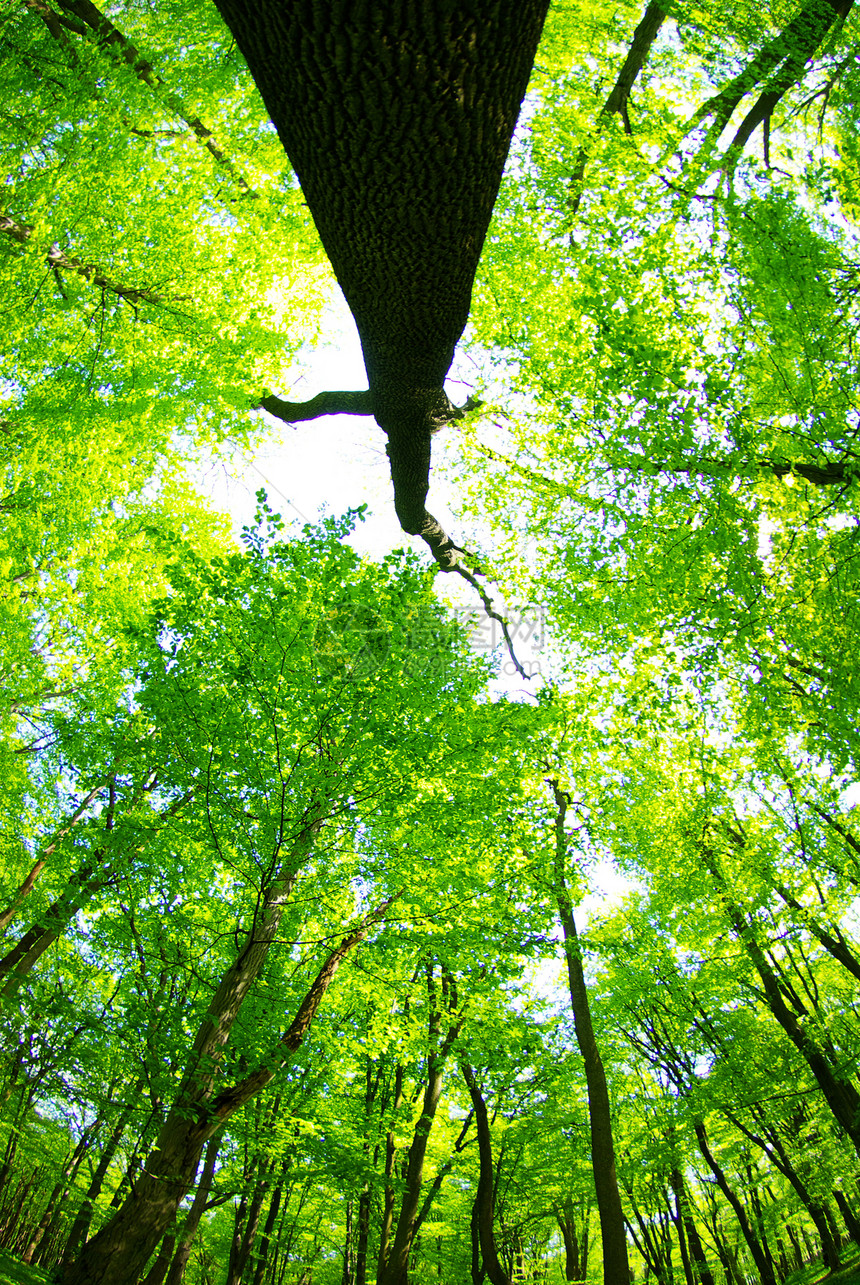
<box><xmin>211</xmin><ymin>0</ymin><xmax>549</xmax><ymax>565</ymax></box>
<box><xmin>550</xmin><ymin>782</ymin><xmax>630</xmax><ymax>1285</ymax></box>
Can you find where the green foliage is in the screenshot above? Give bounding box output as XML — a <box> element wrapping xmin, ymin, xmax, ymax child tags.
<box><xmin>1</xmin><ymin>0</ymin><xmax>860</xmax><ymax>1281</ymax></box>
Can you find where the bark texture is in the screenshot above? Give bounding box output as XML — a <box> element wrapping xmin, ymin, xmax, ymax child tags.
<box><xmin>212</xmin><ymin>0</ymin><xmax>549</xmax><ymax>564</ymax></box>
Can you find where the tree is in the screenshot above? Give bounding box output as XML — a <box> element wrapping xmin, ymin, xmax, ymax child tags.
<box><xmin>4</xmin><ymin>2</ymin><xmax>860</xmax><ymax>1282</ymax></box>
<box><xmin>213</xmin><ymin>0</ymin><xmax>550</xmax><ymax>574</ymax></box>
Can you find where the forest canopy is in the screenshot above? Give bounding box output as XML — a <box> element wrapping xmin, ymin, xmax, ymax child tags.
<box><xmin>2</xmin><ymin>1</ymin><xmax>860</xmax><ymax>1285</ymax></box>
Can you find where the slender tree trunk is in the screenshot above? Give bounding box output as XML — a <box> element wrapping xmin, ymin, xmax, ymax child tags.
<box><xmin>164</xmin><ymin>1136</ymin><xmax>221</xmax><ymax>1285</ymax></box>
<box><xmin>23</xmin><ymin>1122</ymin><xmax>98</xmax><ymax>1264</ymax></box>
<box><xmin>62</xmin><ymin>1079</ymin><xmax>145</xmax><ymax>1265</ymax></box>
<box><xmin>470</xmin><ymin>1201</ymin><xmax>485</xmax><ymax>1285</ymax></box>
<box><xmin>143</xmin><ymin>1232</ymin><xmax>176</xmax><ymax>1285</ymax></box>
<box><xmin>377</xmin><ymin>1062</ymin><xmax>404</xmax><ymax>1282</ymax></box>
<box><xmin>833</xmin><ymin>1188</ymin><xmax>860</xmax><ymax>1247</ymax></box>
<box><xmin>249</xmin><ymin>1157</ymin><xmax>290</xmax><ymax>1285</ymax></box>
<box><xmin>377</xmin><ymin>966</ymin><xmax>463</xmax><ymax>1285</ymax></box>
<box><xmin>0</xmin><ymin>779</ymin><xmax>107</xmax><ymax>932</ymax></box>
<box><xmin>550</xmin><ymin>781</ymin><xmax>630</xmax><ymax>1285</ymax></box>
<box><xmin>692</xmin><ymin>1123</ymin><xmax>775</xmax><ymax>1285</ymax></box>
<box><xmin>461</xmin><ymin>1063</ymin><xmax>511</xmax><ymax>1285</ymax></box>
<box><xmin>703</xmin><ymin>846</ymin><xmax>860</xmax><ymax>1154</ymax></box>
<box><xmin>670</xmin><ymin>1169</ymin><xmax>713</xmax><ymax>1285</ymax></box>
<box><xmin>60</xmin><ymin>879</ymin><xmax>394</xmax><ymax>1285</ymax></box>
<box><xmin>340</xmin><ymin>1199</ymin><xmax>353</xmax><ymax>1285</ymax></box>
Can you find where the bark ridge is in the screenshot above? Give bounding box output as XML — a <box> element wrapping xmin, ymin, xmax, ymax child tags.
<box><xmin>214</xmin><ymin>0</ymin><xmax>550</xmax><ymax>564</ymax></box>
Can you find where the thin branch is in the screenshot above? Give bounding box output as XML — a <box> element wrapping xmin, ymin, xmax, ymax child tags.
<box><xmin>569</xmin><ymin>1</ymin><xmax>667</xmax><ymax>218</ymax></box>
<box><xmin>0</xmin><ymin>213</ymin><xmax>184</xmax><ymax>308</ymax></box>
<box><xmin>53</xmin><ymin>0</ymin><xmax>257</xmax><ymax>194</ymax></box>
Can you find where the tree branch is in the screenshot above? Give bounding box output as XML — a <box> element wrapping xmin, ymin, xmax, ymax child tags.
<box><xmin>257</xmin><ymin>390</ymin><xmax>374</xmax><ymax>422</ymax></box>
<box><xmin>569</xmin><ymin>1</ymin><xmax>668</xmax><ymax>218</ymax></box>
<box><xmin>259</xmin><ymin>389</ymin><xmax>529</xmax><ymax>677</ymax></box>
<box><xmin>0</xmin><ymin>213</ymin><xmax>183</xmax><ymax>308</ymax></box>
<box><xmin>44</xmin><ymin>0</ymin><xmax>257</xmax><ymax>194</ymax></box>
<box><xmin>675</xmin><ymin>0</ymin><xmax>851</xmax><ymax>174</ymax></box>
<box><xmin>207</xmin><ymin>890</ymin><xmax>403</xmax><ymax>1125</ymax></box>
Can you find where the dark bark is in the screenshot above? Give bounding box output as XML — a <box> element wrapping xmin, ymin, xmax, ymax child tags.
<box><xmin>377</xmin><ymin>965</ymin><xmax>464</xmax><ymax>1285</ymax></box>
<box><xmin>377</xmin><ymin>1062</ymin><xmax>404</xmax><ymax>1282</ymax></box>
<box><xmin>0</xmin><ymin>781</ymin><xmax>106</xmax><ymax>933</ymax></box>
<box><xmin>670</xmin><ymin>1170</ymin><xmax>713</xmax><ymax>1285</ymax></box>
<box><xmin>61</xmin><ymin>1080</ymin><xmax>145</xmax><ymax>1266</ymax></box>
<box><xmin>569</xmin><ymin>2</ymin><xmax>667</xmax><ymax>216</ymax></box>
<box><xmin>692</xmin><ymin>1123</ymin><xmax>776</xmax><ymax>1285</ymax></box>
<box><xmin>59</xmin><ymin>879</ymin><xmax>397</xmax><ymax>1285</ymax></box>
<box><xmin>719</xmin><ymin>1103</ymin><xmax>841</xmax><ymax>1270</ymax></box>
<box><xmin>833</xmin><ymin>1188</ymin><xmax>860</xmax><ymax>1247</ymax></box>
<box><xmin>22</xmin><ymin>1121</ymin><xmax>98</xmax><ymax>1264</ymax></box>
<box><xmin>412</xmin><ymin>1107</ymin><xmax>473</xmax><ymax>1240</ymax></box>
<box><xmin>212</xmin><ymin>0</ymin><xmax>549</xmax><ymax>569</ymax></box>
<box><xmin>688</xmin><ymin>0</ymin><xmax>853</xmax><ymax>167</ymax></box>
<box><xmin>556</xmin><ymin>1198</ymin><xmax>591</xmax><ymax>1284</ymax></box>
<box><xmin>249</xmin><ymin>1156</ymin><xmax>290</xmax><ymax>1285</ymax></box>
<box><xmin>549</xmin><ymin>781</ymin><xmax>630</xmax><ymax>1285</ymax></box>
<box><xmin>164</xmin><ymin>1135</ymin><xmax>221</xmax><ymax>1285</ymax></box>
<box><xmin>143</xmin><ymin>1233</ymin><xmax>176</xmax><ymax>1285</ymax></box>
<box><xmin>50</xmin><ymin>0</ymin><xmax>256</xmax><ymax>192</ymax></box>
<box><xmin>0</xmin><ymin>214</ymin><xmax>178</xmax><ymax>309</ymax></box>
<box><xmin>773</xmin><ymin>881</ymin><xmax>860</xmax><ymax>982</ymax></box>
<box><xmin>461</xmin><ymin>1063</ymin><xmax>511</xmax><ymax>1285</ymax></box>
<box><xmin>701</xmin><ymin>845</ymin><xmax>860</xmax><ymax>1155</ymax></box>
<box><xmin>0</xmin><ymin>786</ymin><xmax>190</xmax><ymax>997</ymax></box>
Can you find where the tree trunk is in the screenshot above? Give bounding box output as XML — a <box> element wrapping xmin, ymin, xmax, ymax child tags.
<box><xmin>377</xmin><ymin>1061</ymin><xmax>404</xmax><ymax>1282</ymax></box>
<box><xmin>461</xmin><ymin>1063</ymin><xmax>511</xmax><ymax>1285</ymax></box>
<box><xmin>377</xmin><ymin>966</ymin><xmax>463</xmax><ymax>1285</ymax></box>
<box><xmin>556</xmin><ymin>1198</ymin><xmax>590</xmax><ymax>1284</ymax></box>
<box><xmin>143</xmin><ymin>1232</ymin><xmax>176</xmax><ymax>1285</ymax></box>
<box><xmin>692</xmin><ymin>1123</ymin><xmax>775</xmax><ymax>1285</ymax></box>
<box><xmin>59</xmin><ymin>881</ymin><xmax>394</xmax><ymax>1285</ymax></box>
<box><xmin>670</xmin><ymin>1169</ymin><xmax>713</xmax><ymax>1285</ymax></box>
<box><xmin>23</xmin><ymin>1122</ymin><xmax>98</xmax><ymax>1264</ymax></box>
<box><xmin>210</xmin><ymin>0</ymin><xmax>550</xmax><ymax>566</ymax></box>
<box><xmin>249</xmin><ymin>1156</ymin><xmax>290</xmax><ymax>1285</ymax></box>
<box><xmin>164</xmin><ymin>1136</ymin><xmax>221</xmax><ymax>1285</ymax></box>
<box><xmin>702</xmin><ymin>846</ymin><xmax>860</xmax><ymax>1155</ymax></box>
<box><xmin>61</xmin><ymin>1080</ymin><xmax>144</xmax><ymax>1266</ymax></box>
<box><xmin>833</xmin><ymin>1188</ymin><xmax>860</xmax><ymax>1247</ymax></box>
<box><xmin>550</xmin><ymin>781</ymin><xmax>630</xmax><ymax>1285</ymax></box>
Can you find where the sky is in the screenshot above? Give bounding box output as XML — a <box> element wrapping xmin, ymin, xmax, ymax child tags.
<box><xmin>195</xmin><ymin>287</ymin><xmax>546</xmax><ymax>697</ymax></box>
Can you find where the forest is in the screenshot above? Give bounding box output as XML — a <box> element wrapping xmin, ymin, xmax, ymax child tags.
<box><xmin>2</xmin><ymin>0</ymin><xmax>860</xmax><ymax>1283</ymax></box>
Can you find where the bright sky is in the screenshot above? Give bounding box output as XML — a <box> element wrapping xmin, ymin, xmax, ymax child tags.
<box><xmin>196</xmin><ymin>286</ymin><xmax>546</xmax><ymax>695</ymax></box>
